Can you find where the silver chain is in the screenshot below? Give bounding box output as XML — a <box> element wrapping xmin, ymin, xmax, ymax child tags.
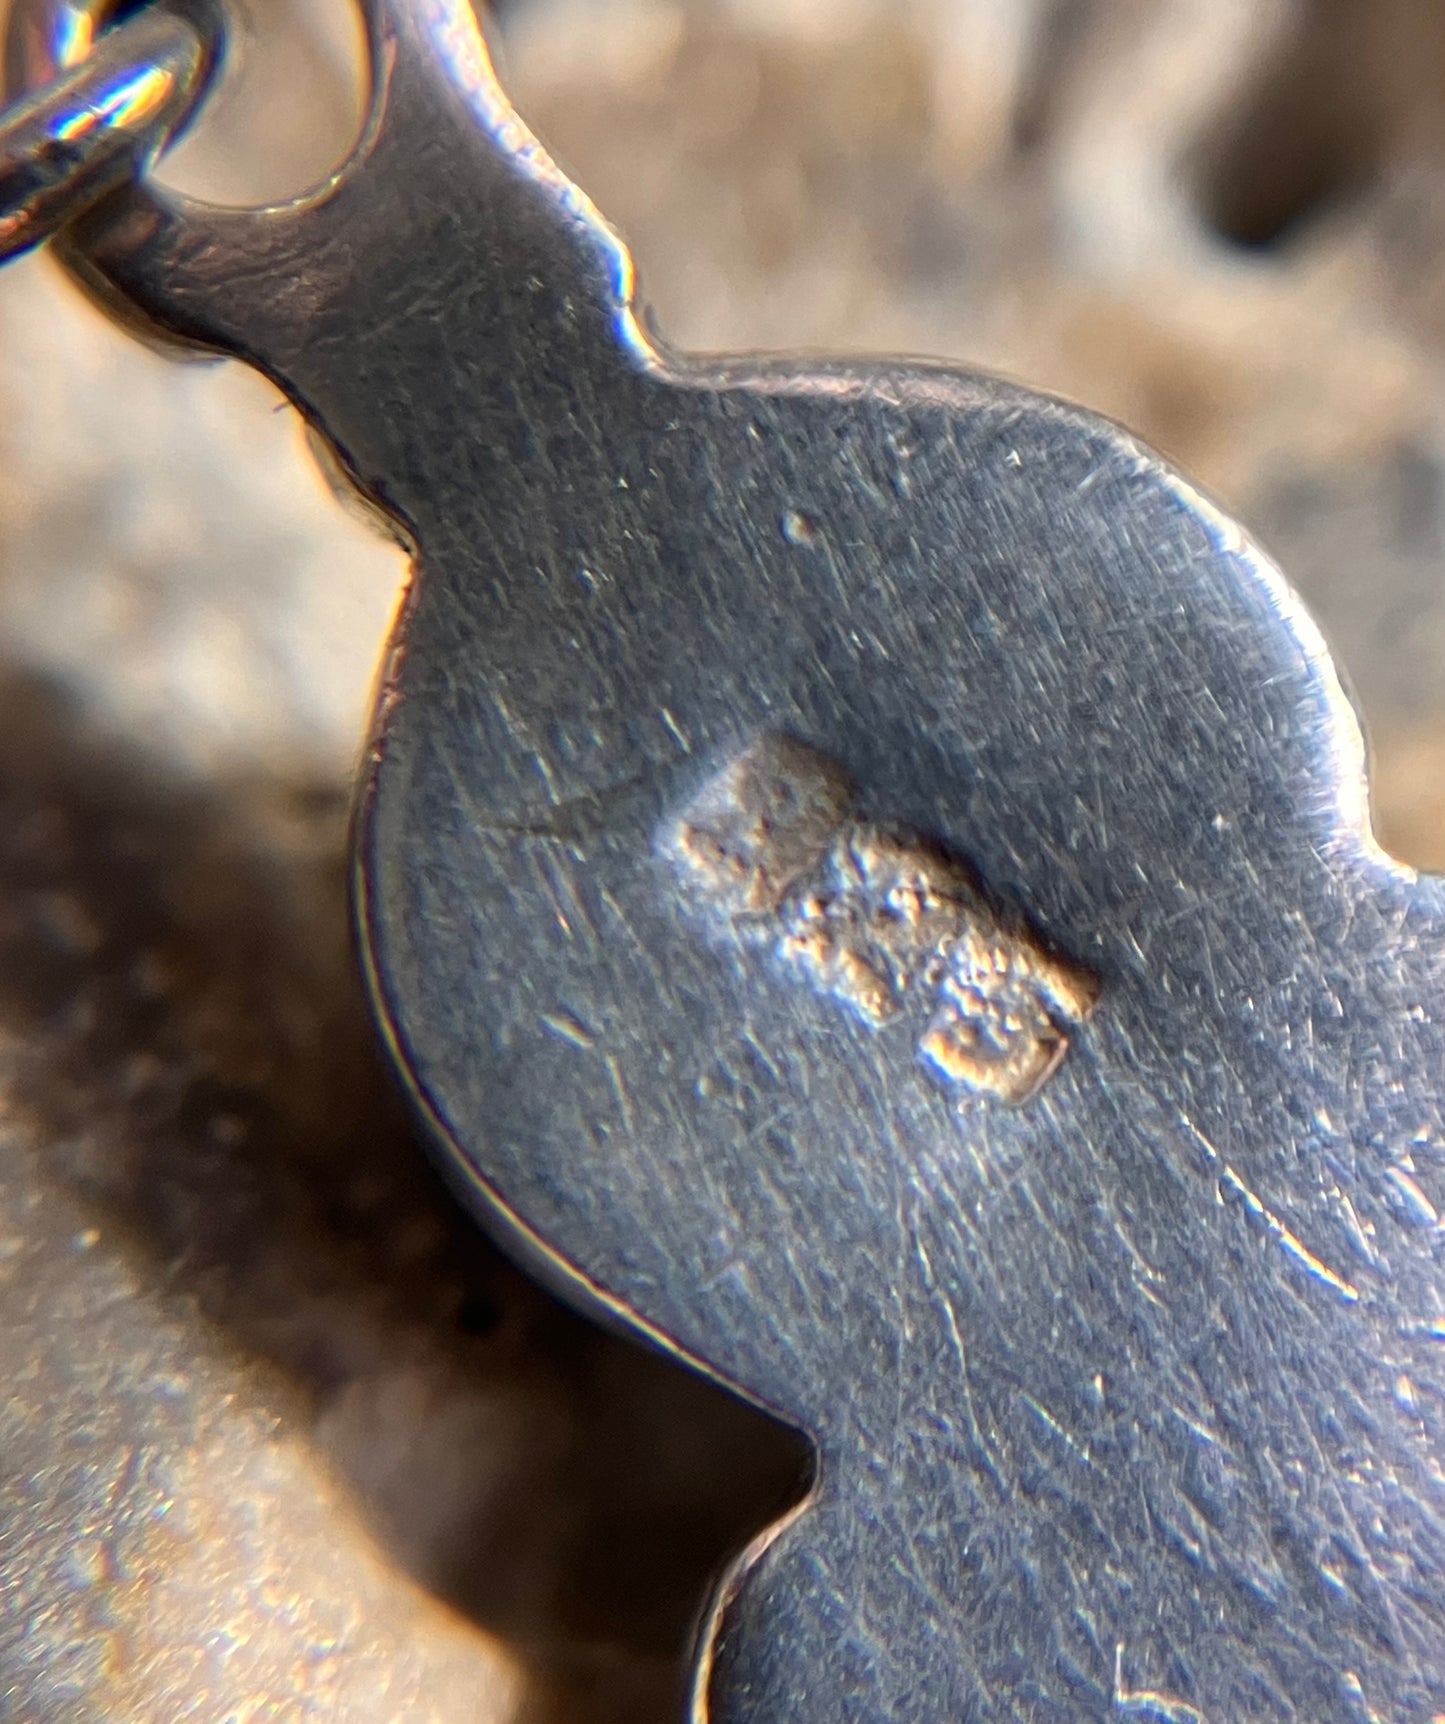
<box><xmin>0</xmin><ymin>1</ymin><xmax>219</xmax><ymax>264</ymax></box>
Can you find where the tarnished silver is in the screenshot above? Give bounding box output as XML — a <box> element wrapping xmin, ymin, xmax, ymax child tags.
<box><xmin>0</xmin><ymin>0</ymin><xmax>216</xmax><ymax>263</ymax></box>
<box><xmin>8</xmin><ymin>0</ymin><xmax>1445</xmax><ymax>1719</ymax></box>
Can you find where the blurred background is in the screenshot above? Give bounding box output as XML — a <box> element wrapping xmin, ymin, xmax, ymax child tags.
<box><xmin>3</xmin><ymin>0</ymin><xmax>1445</xmax><ymax>1718</ymax></box>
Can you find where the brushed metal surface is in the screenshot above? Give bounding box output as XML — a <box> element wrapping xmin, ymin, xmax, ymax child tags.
<box><xmin>10</xmin><ymin>0</ymin><xmax>1445</xmax><ymax>1717</ymax></box>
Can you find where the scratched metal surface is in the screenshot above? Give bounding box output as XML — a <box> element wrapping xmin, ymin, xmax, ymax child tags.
<box><xmin>23</xmin><ymin>0</ymin><xmax>1445</xmax><ymax>1717</ymax></box>
<box><xmin>6</xmin><ymin>2</ymin><xmax>1445</xmax><ymax>1721</ymax></box>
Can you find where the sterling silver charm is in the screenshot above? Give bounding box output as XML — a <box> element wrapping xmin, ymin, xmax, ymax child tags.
<box><xmin>8</xmin><ymin>0</ymin><xmax>1445</xmax><ymax>1718</ymax></box>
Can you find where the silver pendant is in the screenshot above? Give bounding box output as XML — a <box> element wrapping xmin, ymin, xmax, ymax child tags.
<box><xmin>7</xmin><ymin>0</ymin><xmax>1445</xmax><ymax>1717</ymax></box>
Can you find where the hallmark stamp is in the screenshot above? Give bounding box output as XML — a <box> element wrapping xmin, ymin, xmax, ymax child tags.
<box><xmin>663</xmin><ymin>734</ymin><xmax>1098</xmax><ymax>1103</ymax></box>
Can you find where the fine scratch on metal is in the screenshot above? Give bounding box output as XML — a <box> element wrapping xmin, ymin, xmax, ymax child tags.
<box><xmin>540</xmin><ymin>1010</ymin><xmax>596</xmax><ymax>1050</ymax></box>
<box><xmin>1219</xmin><ymin>1164</ymin><xmax>1361</xmax><ymax>1304</ymax></box>
<box><xmin>1114</xmin><ymin>1645</ymin><xmax>1207</xmax><ymax>1723</ymax></box>
<box><xmin>473</xmin><ymin>771</ymin><xmax>654</xmax><ymax>845</ymax></box>
<box><xmin>1180</xmin><ymin>1113</ymin><xmax>1360</xmax><ymax>1304</ymax></box>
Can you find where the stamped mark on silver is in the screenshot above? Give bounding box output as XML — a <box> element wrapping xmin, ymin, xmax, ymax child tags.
<box><xmin>663</xmin><ymin>734</ymin><xmax>1099</xmax><ymax>1104</ymax></box>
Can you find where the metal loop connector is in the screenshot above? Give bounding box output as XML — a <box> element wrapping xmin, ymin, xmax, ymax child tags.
<box><xmin>0</xmin><ymin>1</ymin><xmax>219</xmax><ymax>264</ymax></box>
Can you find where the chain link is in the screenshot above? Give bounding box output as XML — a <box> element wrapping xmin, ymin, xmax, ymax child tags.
<box><xmin>0</xmin><ymin>1</ymin><xmax>219</xmax><ymax>264</ymax></box>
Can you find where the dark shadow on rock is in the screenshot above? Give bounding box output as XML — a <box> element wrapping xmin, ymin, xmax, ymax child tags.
<box><xmin>0</xmin><ymin>669</ymin><xmax>810</xmax><ymax>1724</ymax></box>
<box><xmin>1192</xmin><ymin>0</ymin><xmax>1445</xmax><ymax>251</ymax></box>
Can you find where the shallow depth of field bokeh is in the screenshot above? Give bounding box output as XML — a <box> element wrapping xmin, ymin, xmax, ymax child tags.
<box><xmin>3</xmin><ymin>3</ymin><xmax>1445</xmax><ymax>1721</ymax></box>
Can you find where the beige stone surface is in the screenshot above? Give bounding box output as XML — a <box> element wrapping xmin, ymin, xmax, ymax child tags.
<box><xmin>4</xmin><ymin>1</ymin><xmax>1445</xmax><ymax>1719</ymax></box>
